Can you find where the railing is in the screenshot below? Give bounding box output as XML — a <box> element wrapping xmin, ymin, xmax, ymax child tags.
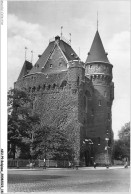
<box><xmin>8</xmin><ymin>159</ymin><xmax>72</xmax><ymax>168</ymax></box>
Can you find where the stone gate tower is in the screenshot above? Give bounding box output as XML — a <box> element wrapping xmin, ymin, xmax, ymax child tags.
<box><xmin>85</xmin><ymin>30</ymin><xmax>114</xmax><ymax>164</ymax></box>
<box><xmin>14</xmin><ymin>29</ymin><xmax>114</xmax><ymax>166</ymax></box>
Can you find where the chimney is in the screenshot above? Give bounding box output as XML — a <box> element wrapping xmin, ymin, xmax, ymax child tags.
<box><xmin>55</xmin><ymin>35</ymin><xmax>60</xmax><ymax>45</ymax></box>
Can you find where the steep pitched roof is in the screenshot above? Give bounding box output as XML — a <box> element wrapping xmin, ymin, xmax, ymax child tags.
<box><xmin>28</xmin><ymin>36</ymin><xmax>80</xmax><ymax>75</ymax></box>
<box><xmin>59</xmin><ymin>40</ymin><xmax>79</xmax><ymax>61</ymax></box>
<box><xmin>86</xmin><ymin>30</ymin><xmax>110</xmax><ymax>64</ymax></box>
<box><xmin>29</xmin><ymin>41</ymin><xmax>55</xmax><ymax>74</ymax></box>
<box><xmin>17</xmin><ymin>60</ymin><xmax>33</xmax><ymax>80</ymax></box>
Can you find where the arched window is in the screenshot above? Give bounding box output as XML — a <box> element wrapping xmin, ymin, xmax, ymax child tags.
<box><xmin>37</xmin><ymin>85</ymin><xmax>41</xmax><ymax>91</ymax></box>
<box><xmin>60</xmin><ymin>80</ymin><xmax>67</xmax><ymax>89</ymax></box>
<box><xmin>48</xmin><ymin>85</ymin><xmax>51</xmax><ymax>90</ymax></box>
<box><xmin>43</xmin><ymin>84</ymin><xmax>46</xmax><ymax>90</ymax></box>
<box><xmin>77</xmin><ymin>76</ymin><xmax>79</xmax><ymax>86</ymax></box>
<box><xmin>53</xmin><ymin>83</ymin><xmax>56</xmax><ymax>89</ymax></box>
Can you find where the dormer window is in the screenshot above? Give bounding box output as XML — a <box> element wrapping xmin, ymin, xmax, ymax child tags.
<box><xmin>50</xmin><ymin>64</ymin><xmax>52</xmax><ymax>68</ymax></box>
<box><xmin>59</xmin><ymin>62</ymin><xmax>62</xmax><ymax>66</ymax></box>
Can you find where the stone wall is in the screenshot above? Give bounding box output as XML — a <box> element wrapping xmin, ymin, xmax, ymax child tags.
<box><xmin>85</xmin><ymin>62</ymin><xmax>114</xmax><ymax>164</ymax></box>
<box><xmin>15</xmin><ymin>67</ymin><xmax>86</xmax><ymax>163</ymax></box>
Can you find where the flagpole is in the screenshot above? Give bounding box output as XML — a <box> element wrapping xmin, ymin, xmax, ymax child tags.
<box><xmin>25</xmin><ymin>47</ymin><xmax>27</xmax><ymax>60</ymax></box>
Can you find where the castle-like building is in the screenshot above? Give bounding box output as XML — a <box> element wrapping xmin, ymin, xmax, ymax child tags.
<box><xmin>14</xmin><ymin>30</ymin><xmax>114</xmax><ymax>166</ymax></box>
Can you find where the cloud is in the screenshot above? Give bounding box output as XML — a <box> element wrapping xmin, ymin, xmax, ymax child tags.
<box><xmin>8</xmin><ymin>14</ymin><xmax>48</xmax><ymax>88</ymax></box>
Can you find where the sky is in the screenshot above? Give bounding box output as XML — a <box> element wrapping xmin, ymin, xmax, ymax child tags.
<box><xmin>7</xmin><ymin>0</ymin><xmax>130</xmax><ymax>139</ymax></box>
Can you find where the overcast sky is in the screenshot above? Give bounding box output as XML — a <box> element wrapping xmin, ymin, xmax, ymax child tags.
<box><xmin>7</xmin><ymin>0</ymin><xmax>130</xmax><ymax>139</ymax></box>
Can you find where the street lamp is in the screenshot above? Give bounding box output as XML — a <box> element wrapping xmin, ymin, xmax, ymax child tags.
<box><xmin>105</xmin><ymin>137</ymin><xmax>110</xmax><ymax>168</ymax></box>
<box><xmin>43</xmin><ymin>130</ymin><xmax>47</xmax><ymax>169</ymax></box>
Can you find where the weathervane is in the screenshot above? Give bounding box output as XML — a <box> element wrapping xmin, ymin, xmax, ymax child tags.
<box><xmin>61</xmin><ymin>26</ymin><xmax>63</xmax><ymax>37</ymax></box>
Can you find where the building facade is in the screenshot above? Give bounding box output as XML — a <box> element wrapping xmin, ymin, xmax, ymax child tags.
<box><xmin>14</xmin><ymin>30</ymin><xmax>114</xmax><ymax>166</ymax></box>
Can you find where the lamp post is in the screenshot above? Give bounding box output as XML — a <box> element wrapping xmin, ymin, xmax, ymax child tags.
<box><xmin>105</xmin><ymin>137</ymin><xmax>110</xmax><ymax>168</ymax></box>
<box><xmin>43</xmin><ymin>130</ymin><xmax>47</xmax><ymax>169</ymax></box>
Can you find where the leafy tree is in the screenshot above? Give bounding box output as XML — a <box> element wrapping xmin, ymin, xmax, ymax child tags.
<box><xmin>113</xmin><ymin>122</ymin><xmax>130</xmax><ymax>160</ymax></box>
<box><xmin>118</xmin><ymin>122</ymin><xmax>130</xmax><ymax>143</ymax></box>
<box><xmin>33</xmin><ymin>125</ymin><xmax>73</xmax><ymax>160</ymax></box>
<box><xmin>8</xmin><ymin>88</ymin><xmax>40</xmax><ymax>159</ymax></box>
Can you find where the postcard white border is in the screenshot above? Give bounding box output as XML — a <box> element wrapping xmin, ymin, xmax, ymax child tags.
<box><xmin>1</xmin><ymin>0</ymin><xmax>7</xmax><ymax>193</ymax></box>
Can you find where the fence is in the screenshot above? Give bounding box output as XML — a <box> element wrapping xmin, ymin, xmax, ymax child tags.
<box><xmin>8</xmin><ymin>159</ymin><xmax>72</xmax><ymax>168</ymax></box>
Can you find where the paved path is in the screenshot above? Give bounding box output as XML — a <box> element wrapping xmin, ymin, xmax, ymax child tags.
<box><xmin>8</xmin><ymin>166</ymin><xmax>130</xmax><ymax>192</ymax></box>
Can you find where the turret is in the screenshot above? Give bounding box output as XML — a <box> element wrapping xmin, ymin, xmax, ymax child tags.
<box><xmin>67</xmin><ymin>60</ymin><xmax>85</xmax><ymax>92</ymax></box>
<box><xmin>85</xmin><ymin>30</ymin><xmax>114</xmax><ymax>165</ymax></box>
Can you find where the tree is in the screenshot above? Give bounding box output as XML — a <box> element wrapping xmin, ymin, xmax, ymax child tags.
<box><xmin>118</xmin><ymin>122</ymin><xmax>130</xmax><ymax>143</ymax></box>
<box><xmin>8</xmin><ymin>88</ymin><xmax>40</xmax><ymax>159</ymax></box>
<box><xmin>113</xmin><ymin>122</ymin><xmax>130</xmax><ymax>160</ymax></box>
<box><xmin>33</xmin><ymin>125</ymin><xmax>73</xmax><ymax>160</ymax></box>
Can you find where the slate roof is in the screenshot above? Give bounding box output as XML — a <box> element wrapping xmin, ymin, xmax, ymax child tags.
<box><xmin>86</xmin><ymin>30</ymin><xmax>110</xmax><ymax>64</ymax></box>
<box><xmin>17</xmin><ymin>60</ymin><xmax>33</xmax><ymax>81</ymax></box>
<box><xmin>28</xmin><ymin>37</ymin><xmax>80</xmax><ymax>75</ymax></box>
<box><xmin>59</xmin><ymin>40</ymin><xmax>79</xmax><ymax>61</ymax></box>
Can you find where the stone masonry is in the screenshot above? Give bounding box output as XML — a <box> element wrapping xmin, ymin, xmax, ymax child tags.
<box><xmin>14</xmin><ymin>31</ymin><xmax>114</xmax><ymax>166</ymax></box>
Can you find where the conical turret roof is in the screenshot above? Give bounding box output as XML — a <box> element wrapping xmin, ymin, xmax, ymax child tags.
<box><xmin>86</xmin><ymin>30</ymin><xmax>110</xmax><ymax>64</ymax></box>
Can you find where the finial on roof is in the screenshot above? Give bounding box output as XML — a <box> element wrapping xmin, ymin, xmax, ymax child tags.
<box><xmin>25</xmin><ymin>47</ymin><xmax>28</xmax><ymax>60</ymax></box>
<box><xmin>61</xmin><ymin>26</ymin><xmax>63</xmax><ymax>37</ymax></box>
<box><xmin>31</xmin><ymin>50</ymin><xmax>33</xmax><ymax>63</ymax></box>
<box><xmin>97</xmin><ymin>11</ymin><xmax>99</xmax><ymax>31</ymax></box>
<box><xmin>69</xmin><ymin>33</ymin><xmax>71</xmax><ymax>44</ymax></box>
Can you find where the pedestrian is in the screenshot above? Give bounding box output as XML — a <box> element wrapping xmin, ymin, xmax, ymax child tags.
<box><xmin>69</xmin><ymin>161</ymin><xmax>71</xmax><ymax>168</ymax></box>
<box><xmin>93</xmin><ymin>162</ymin><xmax>96</xmax><ymax>169</ymax></box>
<box><xmin>124</xmin><ymin>161</ymin><xmax>128</xmax><ymax>168</ymax></box>
<box><xmin>43</xmin><ymin>158</ymin><xmax>46</xmax><ymax>169</ymax></box>
<box><xmin>30</xmin><ymin>162</ymin><xmax>33</xmax><ymax>169</ymax></box>
<box><xmin>75</xmin><ymin>161</ymin><xmax>79</xmax><ymax>170</ymax></box>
